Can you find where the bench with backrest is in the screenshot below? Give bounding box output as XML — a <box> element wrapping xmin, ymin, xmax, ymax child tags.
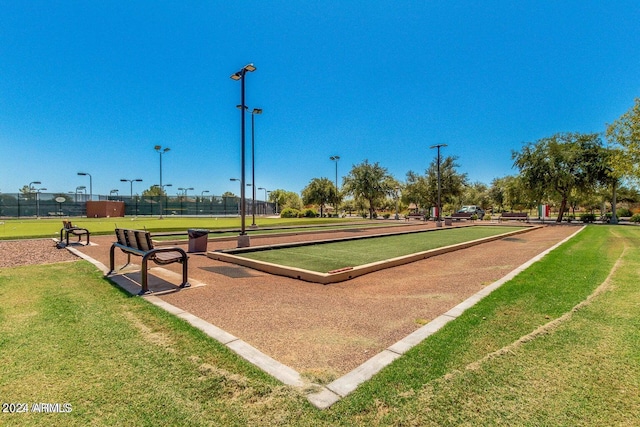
<box><xmin>499</xmin><ymin>212</ymin><xmax>529</xmax><ymax>222</ymax></box>
<box><xmin>450</xmin><ymin>212</ymin><xmax>474</xmax><ymax>221</ymax></box>
<box><xmin>108</xmin><ymin>228</ymin><xmax>190</xmax><ymax>295</ymax></box>
<box><xmin>59</xmin><ymin>220</ymin><xmax>90</xmax><ymax>246</ymax></box>
<box><xmin>406</xmin><ymin>213</ymin><xmax>426</xmax><ymax>221</ymax></box>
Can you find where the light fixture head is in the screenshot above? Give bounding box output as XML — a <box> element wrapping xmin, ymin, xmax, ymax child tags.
<box><xmin>230</xmin><ymin>72</ymin><xmax>241</xmax><ymax>81</ymax></box>
<box><xmin>77</xmin><ymin>172</ymin><xmax>87</xmax><ymax>176</ymax></box>
<box><xmin>154</xmin><ymin>145</ymin><xmax>161</xmax><ymax>151</ymax></box>
<box><xmin>252</xmin><ymin>108</ymin><xmax>262</xmax><ymax>115</ymax></box>
<box><xmin>244</xmin><ymin>63</ymin><xmax>256</xmax><ymax>72</ymax></box>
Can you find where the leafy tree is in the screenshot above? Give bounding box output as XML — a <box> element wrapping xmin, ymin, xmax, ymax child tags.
<box><xmin>142</xmin><ymin>185</ymin><xmax>168</xmax><ymax>197</ymax></box>
<box><xmin>404</xmin><ymin>156</ymin><xmax>467</xmax><ymax>215</ymax></box>
<box><xmin>221</xmin><ymin>191</ymin><xmax>236</xmax><ymax>198</ymax></box>
<box><xmin>606</xmin><ymin>97</ymin><xmax>640</xmax><ymax>180</ymax></box>
<box><xmin>606</xmin><ymin>98</ymin><xmax>640</xmax><ymax>223</ymax></box>
<box><xmin>301</xmin><ymin>177</ymin><xmax>337</xmax><ymax>217</ymax></box>
<box><xmin>513</xmin><ymin>132</ymin><xmax>608</xmax><ymax>222</ymax></box>
<box><xmin>460</xmin><ymin>182</ymin><xmax>489</xmax><ymax>210</ymax></box>
<box><xmin>342</xmin><ymin>160</ymin><xmax>396</xmax><ymax>218</ymax></box>
<box><xmin>269</xmin><ymin>189</ymin><xmax>302</xmax><ymax>211</ymax></box>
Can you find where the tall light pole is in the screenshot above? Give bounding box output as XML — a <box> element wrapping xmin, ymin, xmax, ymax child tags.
<box><xmin>154</xmin><ymin>183</ymin><xmax>172</xmax><ymax>217</ymax></box>
<box><xmin>120</xmin><ymin>178</ymin><xmax>142</xmax><ymax>199</ymax></box>
<box><xmin>200</xmin><ymin>190</ymin><xmax>210</xmax><ymax>216</ymax></box>
<box><xmin>154</xmin><ymin>146</ymin><xmax>170</xmax><ymax>218</ymax></box>
<box><xmin>230</xmin><ymin>63</ymin><xmax>256</xmax><ymax>247</ymax></box>
<box><xmin>430</xmin><ymin>144</ymin><xmax>447</xmax><ymax>227</ymax></box>
<box><xmin>35</xmin><ymin>187</ymin><xmax>46</xmax><ymax>218</ymax></box>
<box><xmin>237</xmin><ymin>105</ymin><xmax>262</xmax><ymax>227</ymax></box>
<box><xmin>395</xmin><ymin>185</ymin><xmax>400</xmax><ymax>220</ymax></box>
<box><xmin>121</xmin><ymin>178</ymin><xmax>142</xmax><ymax>217</ymax></box>
<box><xmin>77</xmin><ymin>172</ymin><xmax>92</xmax><ymax>201</ymax></box>
<box><xmin>330</xmin><ymin>155</ymin><xmax>340</xmax><ymax>215</ymax></box>
<box><xmin>75</xmin><ymin>186</ymin><xmax>85</xmax><ymax>203</ymax></box>
<box><xmin>258</xmin><ymin>187</ymin><xmax>268</xmax><ymax>215</ymax></box>
<box><xmin>230</xmin><ymin>178</ymin><xmax>240</xmax><ymax>217</ymax></box>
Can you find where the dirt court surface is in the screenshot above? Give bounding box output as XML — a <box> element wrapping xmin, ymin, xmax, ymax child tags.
<box><xmin>3</xmin><ymin>223</ymin><xmax>580</xmax><ymax>380</ymax></box>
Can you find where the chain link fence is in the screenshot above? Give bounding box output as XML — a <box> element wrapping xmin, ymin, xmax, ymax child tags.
<box><xmin>0</xmin><ymin>193</ymin><xmax>275</xmax><ymax>218</ymax></box>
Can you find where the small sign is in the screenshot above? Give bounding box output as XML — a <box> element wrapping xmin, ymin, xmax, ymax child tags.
<box><xmin>55</xmin><ymin>197</ymin><xmax>66</xmax><ymax>203</ymax></box>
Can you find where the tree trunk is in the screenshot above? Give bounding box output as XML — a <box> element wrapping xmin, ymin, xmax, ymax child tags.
<box><xmin>557</xmin><ymin>197</ymin><xmax>567</xmax><ymax>223</ymax></box>
<box><xmin>611</xmin><ymin>180</ymin><xmax>618</xmax><ymax>225</ymax></box>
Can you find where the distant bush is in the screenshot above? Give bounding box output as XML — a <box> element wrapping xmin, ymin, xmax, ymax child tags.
<box><xmin>580</xmin><ymin>213</ymin><xmax>596</xmax><ymax>223</ymax></box>
<box><xmin>630</xmin><ymin>214</ymin><xmax>640</xmax><ymax>223</ymax></box>
<box><xmin>617</xmin><ymin>208</ymin><xmax>632</xmax><ymax>217</ymax></box>
<box><xmin>483</xmin><ymin>214</ymin><xmax>492</xmax><ymax>221</ymax></box>
<box><xmin>280</xmin><ymin>208</ymin><xmax>300</xmax><ymax>218</ymax></box>
<box><xmin>303</xmin><ymin>209</ymin><xmax>317</xmax><ymax>218</ymax></box>
<box><xmin>383</xmin><ymin>213</ymin><xmax>391</xmax><ymax>219</ymax></box>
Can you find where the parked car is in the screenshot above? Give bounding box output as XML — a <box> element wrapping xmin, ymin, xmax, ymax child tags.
<box><xmin>457</xmin><ymin>205</ymin><xmax>485</xmax><ymax>218</ymax></box>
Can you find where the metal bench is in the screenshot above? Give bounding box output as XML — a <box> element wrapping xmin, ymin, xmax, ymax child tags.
<box><xmin>59</xmin><ymin>220</ymin><xmax>90</xmax><ymax>246</ymax></box>
<box><xmin>499</xmin><ymin>212</ymin><xmax>529</xmax><ymax>222</ymax></box>
<box><xmin>450</xmin><ymin>212</ymin><xmax>474</xmax><ymax>221</ymax></box>
<box><xmin>108</xmin><ymin>228</ymin><xmax>190</xmax><ymax>295</ymax></box>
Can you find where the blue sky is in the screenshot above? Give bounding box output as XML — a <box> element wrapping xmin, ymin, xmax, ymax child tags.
<box><xmin>1</xmin><ymin>1</ymin><xmax>639</xmax><ymax>198</ymax></box>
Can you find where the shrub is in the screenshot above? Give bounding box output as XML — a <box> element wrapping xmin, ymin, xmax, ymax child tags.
<box><xmin>617</xmin><ymin>207</ymin><xmax>632</xmax><ymax>217</ymax></box>
<box><xmin>303</xmin><ymin>208</ymin><xmax>317</xmax><ymax>218</ymax></box>
<box><xmin>280</xmin><ymin>208</ymin><xmax>300</xmax><ymax>218</ymax></box>
<box><xmin>483</xmin><ymin>214</ymin><xmax>492</xmax><ymax>221</ymax></box>
<box><xmin>383</xmin><ymin>213</ymin><xmax>391</xmax><ymax>219</ymax></box>
<box><xmin>630</xmin><ymin>214</ymin><xmax>640</xmax><ymax>223</ymax></box>
<box><xmin>580</xmin><ymin>213</ymin><xmax>596</xmax><ymax>223</ymax></box>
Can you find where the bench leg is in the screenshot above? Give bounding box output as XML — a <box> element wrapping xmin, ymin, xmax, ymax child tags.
<box><xmin>179</xmin><ymin>258</ymin><xmax>190</xmax><ymax>289</ymax></box>
<box><xmin>140</xmin><ymin>257</ymin><xmax>151</xmax><ymax>295</ymax></box>
<box><xmin>108</xmin><ymin>244</ymin><xmax>117</xmax><ymax>275</ymax></box>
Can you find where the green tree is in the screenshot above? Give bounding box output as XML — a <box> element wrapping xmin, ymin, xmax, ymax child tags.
<box><xmin>513</xmin><ymin>132</ymin><xmax>608</xmax><ymax>222</ymax></box>
<box><xmin>606</xmin><ymin>98</ymin><xmax>640</xmax><ymax>223</ymax></box>
<box><xmin>404</xmin><ymin>156</ymin><xmax>467</xmax><ymax>215</ymax></box>
<box><xmin>301</xmin><ymin>177</ymin><xmax>337</xmax><ymax>217</ymax></box>
<box><xmin>342</xmin><ymin>160</ymin><xmax>396</xmax><ymax>218</ymax></box>
<box><xmin>606</xmin><ymin>97</ymin><xmax>640</xmax><ymax>179</ymax></box>
<box><xmin>460</xmin><ymin>182</ymin><xmax>489</xmax><ymax>210</ymax></box>
<box><xmin>268</xmin><ymin>189</ymin><xmax>302</xmax><ymax>211</ymax></box>
<box><xmin>142</xmin><ymin>185</ymin><xmax>168</xmax><ymax>197</ymax></box>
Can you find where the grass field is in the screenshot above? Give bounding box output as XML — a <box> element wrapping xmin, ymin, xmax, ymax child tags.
<box><xmin>239</xmin><ymin>226</ymin><xmax>525</xmax><ymax>272</ymax></box>
<box><xmin>0</xmin><ymin>216</ymin><xmax>363</xmax><ymax>239</ymax></box>
<box><xmin>1</xmin><ymin>225</ymin><xmax>638</xmax><ymax>425</ymax></box>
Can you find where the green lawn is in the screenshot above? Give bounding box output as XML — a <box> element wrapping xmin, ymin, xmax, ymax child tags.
<box><xmin>1</xmin><ymin>225</ymin><xmax>638</xmax><ymax>426</ymax></box>
<box><xmin>0</xmin><ymin>216</ymin><xmax>364</xmax><ymax>240</ymax></box>
<box><xmin>239</xmin><ymin>226</ymin><xmax>525</xmax><ymax>272</ymax></box>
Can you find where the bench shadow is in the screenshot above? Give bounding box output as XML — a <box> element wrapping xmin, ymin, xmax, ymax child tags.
<box><xmin>200</xmin><ymin>265</ymin><xmax>259</xmax><ymax>279</ymax></box>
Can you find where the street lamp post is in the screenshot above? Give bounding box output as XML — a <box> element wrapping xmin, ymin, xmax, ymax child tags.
<box><xmin>230</xmin><ymin>178</ymin><xmax>240</xmax><ymax>217</ymax></box>
<box><xmin>258</xmin><ymin>187</ymin><xmax>268</xmax><ymax>215</ymax></box>
<box><xmin>154</xmin><ymin>183</ymin><xmax>172</xmax><ymax>216</ymax></box>
<box><xmin>35</xmin><ymin>187</ymin><xmax>46</xmax><ymax>218</ymax></box>
<box><xmin>230</xmin><ymin>63</ymin><xmax>256</xmax><ymax>247</ymax></box>
<box><xmin>430</xmin><ymin>144</ymin><xmax>447</xmax><ymax>227</ymax></box>
<box><xmin>330</xmin><ymin>155</ymin><xmax>340</xmax><ymax>215</ymax></box>
<box><xmin>237</xmin><ymin>105</ymin><xmax>262</xmax><ymax>227</ymax></box>
<box><xmin>110</xmin><ymin>189</ymin><xmax>119</xmax><ymax>200</ymax></box>
<box><xmin>75</xmin><ymin>186</ymin><xmax>85</xmax><ymax>203</ymax></box>
<box><xmin>395</xmin><ymin>186</ymin><xmax>400</xmax><ymax>220</ymax></box>
<box><xmin>199</xmin><ymin>190</ymin><xmax>210</xmax><ymax>216</ymax></box>
<box><xmin>77</xmin><ymin>172</ymin><xmax>92</xmax><ymax>201</ymax></box>
<box><xmin>121</xmin><ymin>178</ymin><xmax>142</xmax><ymax>216</ymax></box>
<box><xmin>154</xmin><ymin>146</ymin><xmax>170</xmax><ymax>218</ymax></box>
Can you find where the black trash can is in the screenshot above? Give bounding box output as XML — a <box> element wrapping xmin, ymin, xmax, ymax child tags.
<box><xmin>188</xmin><ymin>229</ymin><xmax>209</xmax><ymax>252</ymax></box>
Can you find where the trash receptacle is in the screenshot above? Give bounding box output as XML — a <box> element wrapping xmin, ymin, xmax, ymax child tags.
<box><xmin>188</xmin><ymin>229</ymin><xmax>209</xmax><ymax>252</ymax></box>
